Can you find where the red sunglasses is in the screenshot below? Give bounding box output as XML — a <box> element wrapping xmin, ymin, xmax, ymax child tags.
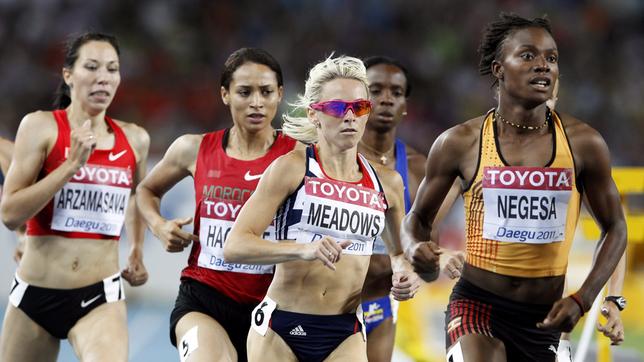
<box><xmin>310</xmin><ymin>99</ymin><xmax>372</xmax><ymax>118</ymax></box>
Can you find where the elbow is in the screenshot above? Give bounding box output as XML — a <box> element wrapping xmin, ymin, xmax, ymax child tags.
<box><xmin>2</xmin><ymin>213</ymin><xmax>21</xmax><ymax>231</ymax></box>
<box><xmin>223</xmin><ymin>236</ymin><xmax>242</xmax><ymax>263</ymax></box>
<box><xmin>135</xmin><ymin>184</ymin><xmax>147</xmax><ymax>203</ymax></box>
<box><xmin>1</xmin><ymin>203</ymin><xmax>21</xmax><ymax>231</ymax></box>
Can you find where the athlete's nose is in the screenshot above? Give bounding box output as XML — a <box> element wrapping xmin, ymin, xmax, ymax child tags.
<box><xmin>380</xmin><ymin>90</ymin><xmax>394</xmax><ymax>106</ymax></box>
<box><xmin>534</xmin><ymin>55</ymin><xmax>550</xmax><ymax>73</ymax></box>
<box><xmin>344</xmin><ymin>109</ymin><xmax>357</xmax><ymax>123</ymax></box>
<box><xmin>250</xmin><ymin>91</ymin><xmax>263</xmax><ymax>109</ymax></box>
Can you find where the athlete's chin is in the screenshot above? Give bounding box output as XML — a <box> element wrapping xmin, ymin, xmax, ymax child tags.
<box><xmin>239</xmin><ymin>119</ymin><xmax>272</xmax><ymax>132</ymax></box>
<box><xmin>84</xmin><ymin>100</ymin><xmax>113</xmax><ymax>114</ymax></box>
<box><xmin>521</xmin><ymin>92</ymin><xmax>551</xmax><ymax>106</ymax></box>
<box><xmin>367</xmin><ymin>119</ymin><xmax>398</xmax><ymax>133</ymax></box>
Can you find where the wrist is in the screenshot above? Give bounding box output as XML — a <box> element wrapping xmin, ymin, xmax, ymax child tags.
<box><xmin>62</xmin><ymin>158</ymin><xmax>83</xmax><ymax>176</ymax></box>
<box><xmin>150</xmin><ymin>217</ymin><xmax>166</xmax><ymax>236</ymax></box>
<box><xmin>389</xmin><ymin>253</ymin><xmax>408</xmax><ymax>273</ymax></box>
<box><xmin>569</xmin><ymin>292</ymin><xmax>586</xmax><ymax>316</ymax></box>
<box><xmin>128</xmin><ymin>247</ymin><xmax>143</xmax><ymax>259</ymax></box>
<box><xmin>403</xmin><ymin>241</ymin><xmax>420</xmax><ymax>260</ymax></box>
<box><xmin>604</xmin><ymin>296</ymin><xmax>627</xmax><ymax>311</ymax></box>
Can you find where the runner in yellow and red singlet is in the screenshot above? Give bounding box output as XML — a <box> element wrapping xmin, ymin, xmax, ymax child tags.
<box><xmin>401</xmin><ymin>14</ymin><xmax>627</xmax><ymax>362</ymax></box>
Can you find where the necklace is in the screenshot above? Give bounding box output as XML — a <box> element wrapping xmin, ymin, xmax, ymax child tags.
<box><xmin>359</xmin><ymin>140</ymin><xmax>395</xmax><ymax>165</ymax></box>
<box><xmin>495</xmin><ymin>110</ymin><xmax>550</xmax><ymax>130</ymax></box>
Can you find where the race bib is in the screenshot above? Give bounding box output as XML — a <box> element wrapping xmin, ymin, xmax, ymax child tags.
<box><xmin>52</xmin><ymin>164</ymin><xmax>132</xmax><ymax>236</ymax></box>
<box><xmin>197</xmin><ymin>199</ymin><xmax>275</xmax><ymax>274</ymax></box>
<box><xmin>298</xmin><ymin>177</ymin><xmax>385</xmax><ymax>253</ymax></box>
<box><xmin>294</xmin><ymin>232</ymin><xmax>374</xmax><ymax>256</ymax></box>
<box><xmin>482</xmin><ymin>166</ymin><xmax>572</xmax><ymax>244</ymax></box>
<box><xmin>372</xmin><ymin>236</ymin><xmax>388</xmax><ymax>255</ymax></box>
<box><xmin>251</xmin><ymin>296</ymin><xmax>277</xmax><ymax>336</ymax></box>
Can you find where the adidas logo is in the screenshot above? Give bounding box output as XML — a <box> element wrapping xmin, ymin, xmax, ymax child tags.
<box><xmin>289</xmin><ymin>325</ymin><xmax>307</xmax><ymax>336</ymax></box>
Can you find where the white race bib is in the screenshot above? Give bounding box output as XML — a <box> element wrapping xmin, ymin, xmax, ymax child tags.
<box><xmin>197</xmin><ymin>199</ymin><xmax>275</xmax><ymax>274</ymax></box>
<box><xmin>251</xmin><ymin>296</ymin><xmax>278</xmax><ymax>336</ymax></box>
<box><xmin>297</xmin><ymin>177</ymin><xmax>385</xmax><ymax>254</ymax></box>
<box><xmin>52</xmin><ymin>164</ymin><xmax>131</xmax><ymax>236</ymax></box>
<box><xmin>482</xmin><ymin>166</ymin><xmax>572</xmax><ymax>244</ymax></box>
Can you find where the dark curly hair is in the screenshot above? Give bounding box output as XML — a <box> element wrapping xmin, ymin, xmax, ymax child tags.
<box><xmin>478</xmin><ymin>13</ymin><xmax>552</xmax><ymax>85</ymax></box>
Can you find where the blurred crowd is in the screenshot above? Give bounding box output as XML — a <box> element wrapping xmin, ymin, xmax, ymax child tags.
<box><xmin>0</xmin><ymin>0</ymin><xmax>642</xmax><ymax>163</ymax></box>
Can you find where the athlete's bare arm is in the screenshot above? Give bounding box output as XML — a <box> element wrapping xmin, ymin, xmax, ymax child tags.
<box><xmin>577</xmin><ymin>193</ymin><xmax>626</xmax><ymax>344</ymax></box>
<box><xmin>404</xmin><ymin>146</ymin><xmax>426</xmax><ymax>202</ymax></box>
<box><xmin>118</xmin><ymin>121</ymin><xmax>150</xmax><ymax>286</ymax></box>
<box><xmin>538</xmin><ymin>116</ymin><xmax>627</xmax><ymax>332</ymax></box>
<box><xmin>374</xmin><ymin>164</ymin><xmax>420</xmax><ymax>301</ymax></box>
<box><xmin>136</xmin><ymin>134</ymin><xmax>201</xmax><ymax>252</ymax></box>
<box><xmin>598</xmin><ymin>252</ymin><xmax>626</xmax><ymax>344</ymax></box>
<box><xmin>401</xmin><ymin>120</ymin><xmax>479</xmax><ymax>281</ymax></box>
<box><xmin>224</xmin><ymin>149</ymin><xmax>350</xmax><ymax>270</ymax></box>
<box><xmin>1</xmin><ymin>112</ymin><xmax>96</xmax><ymax>230</ymax></box>
<box><xmin>406</xmin><ymin>145</ymin><xmax>465</xmax><ymax>278</ymax></box>
<box><xmin>0</xmin><ymin>137</ymin><xmax>13</xmax><ymax>176</ymax></box>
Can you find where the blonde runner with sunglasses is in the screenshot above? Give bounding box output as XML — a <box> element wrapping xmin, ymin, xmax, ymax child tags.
<box><xmin>224</xmin><ymin>55</ymin><xmax>423</xmax><ymax>362</ymax></box>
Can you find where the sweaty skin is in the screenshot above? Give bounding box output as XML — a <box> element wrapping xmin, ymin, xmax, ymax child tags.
<box><xmin>0</xmin><ymin>39</ymin><xmax>149</xmax><ymax>362</ymax></box>
<box><xmin>401</xmin><ymin>27</ymin><xmax>626</xmax><ymax>359</ymax></box>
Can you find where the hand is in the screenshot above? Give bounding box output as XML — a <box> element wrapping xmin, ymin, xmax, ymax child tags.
<box><xmin>536</xmin><ymin>296</ymin><xmax>583</xmax><ymax>332</ymax></box>
<box><xmin>404</xmin><ymin>241</ymin><xmax>442</xmax><ymax>281</ymax></box>
<box><xmin>597</xmin><ymin>301</ymin><xmax>624</xmax><ymax>345</ymax></box>
<box><xmin>153</xmin><ymin>217</ymin><xmax>199</xmax><ymax>253</ymax></box>
<box><xmin>442</xmin><ymin>251</ymin><xmax>465</xmax><ymax>279</ymax></box>
<box><xmin>66</xmin><ymin>119</ymin><xmax>96</xmax><ymax>169</ymax></box>
<box><xmin>121</xmin><ymin>253</ymin><xmax>148</xmax><ymax>286</ymax></box>
<box><xmin>300</xmin><ymin>236</ymin><xmax>351</xmax><ymax>271</ymax></box>
<box><xmin>391</xmin><ymin>270</ymin><xmax>421</xmax><ymax>301</ymax></box>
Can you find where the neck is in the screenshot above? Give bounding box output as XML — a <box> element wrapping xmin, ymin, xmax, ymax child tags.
<box><xmin>361</xmin><ymin>126</ymin><xmax>397</xmax><ymax>153</ymax></box>
<box><xmin>316</xmin><ymin>139</ymin><xmax>361</xmax><ymax>182</ymax></box>
<box><xmin>358</xmin><ymin>126</ymin><xmax>397</xmax><ymax>166</ymax></box>
<box><xmin>496</xmin><ymin>100</ymin><xmax>548</xmax><ymax>131</ymax></box>
<box><xmin>227</xmin><ymin>125</ymin><xmax>275</xmax><ymax>157</ymax></box>
<box><xmin>65</xmin><ymin>103</ymin><xmax>108</xmax><ymax>131</ymax></box>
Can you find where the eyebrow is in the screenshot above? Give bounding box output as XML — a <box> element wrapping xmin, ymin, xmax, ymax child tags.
<box><xmin>235</xmin><ymin>84</ymin><xmax>275</xmax><ymax>88</ymax></box>
<box><xmin>517</xmin><ymin>44</ymin><xmax>558</xmax><ymax>52</ymax></box>
<box><xmin>84</xmin><ymin>58</ymin><xmax>119</xmax><ymax>64</ymax></box>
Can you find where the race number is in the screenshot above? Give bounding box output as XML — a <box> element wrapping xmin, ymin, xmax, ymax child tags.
<box><xmin>250</xmin><ymin>297</ymin><xmax>277</xmax><ymax>336</ymax></box>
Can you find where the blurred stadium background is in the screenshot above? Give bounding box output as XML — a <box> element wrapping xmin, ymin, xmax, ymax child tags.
<box><xmin>0</xmin><ymin>0</ymin><xmax>642</xmax><ymax>361</ymax></box>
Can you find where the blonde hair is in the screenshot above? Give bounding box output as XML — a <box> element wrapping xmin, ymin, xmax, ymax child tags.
<box><xmin>282</xmin><ymin>55</ymin><xmax>369</xmax><ymax>144</ymax></box>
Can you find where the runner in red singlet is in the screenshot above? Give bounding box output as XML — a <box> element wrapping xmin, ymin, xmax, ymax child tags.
<box><xmin>0</xmin><ymin>33</ymin><xmax>150</xmax><ymax>362</ymax></box>
<box><xmin>136</xmin><ymin>48</ymin><xmax>297</xmax><ymax>362</ymax></box>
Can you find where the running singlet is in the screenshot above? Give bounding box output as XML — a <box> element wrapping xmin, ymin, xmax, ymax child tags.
<box><xmin>181</xmin><ymin>129</ymin><xmax>297</xmax><ymax>304</ymax></box>
<box><xmin>373</xmin><ymin>139</ymin><xmax>411</xmax><ymax>255</ymax></box>
<box><xmin>462</xmin><ymin>109</ymin><xmax>581</xmax><ymax>277</ymax></box>
<box><xmin>26</xmin><ymin>110</ymin><xmax>136</xmax><ymax>240</ymax></box>
<box><xmin>274</xmin><ymin>145</ymin><xmax>387</xmax><ymax>256</ymax></box>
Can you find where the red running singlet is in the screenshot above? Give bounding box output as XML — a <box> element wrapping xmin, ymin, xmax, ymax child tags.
<box><xmin>181</xmin><ymin>129</ymin><xmax>297</xmax><ymax>304</ymax></box>
<box><xmin>26</xmin><ymin>110</ymin><xmax>136</xmax><ymax>240</ymax></box>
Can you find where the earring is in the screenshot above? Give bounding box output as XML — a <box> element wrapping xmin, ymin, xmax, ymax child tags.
<box><xmin>402</xmin><ymin>111</ymin><xmax>407</xmax><ymax>116</ymax></box>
